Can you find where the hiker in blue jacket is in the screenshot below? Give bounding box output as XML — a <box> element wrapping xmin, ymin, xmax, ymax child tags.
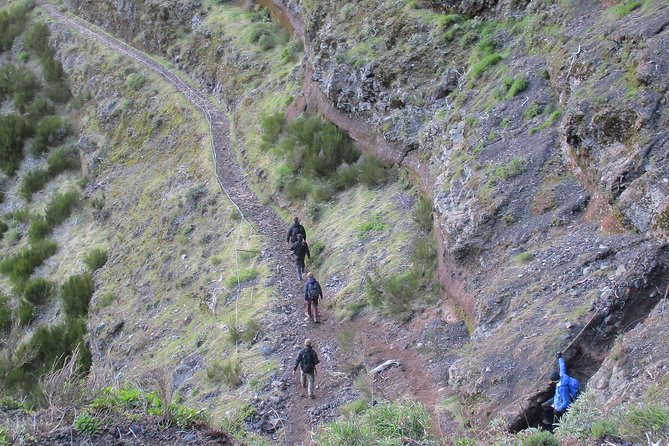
<box><xmin>303</xmin><ymin>272</ymin><xmax>323</xmax><ymax>323</ymax></box>
<box><xmin>542</xmin><ymin>351</ymin><xmax>580</xmax><ymax>430</ymax></box>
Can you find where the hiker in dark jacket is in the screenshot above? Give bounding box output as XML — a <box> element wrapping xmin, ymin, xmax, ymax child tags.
<box><xmin>541</xmin><ymin>351</ymin><xmax>580</xmax><ymax>430</ymax></box>
<box><xmin>292</xmin><ymin>338</ymin><xmax>320</xmax><ymax>398</ymax></box>
<box><xmin>304</xmin><ymin>272</ymin><xmax>323</xmax><ymax>323</ymax></box>
<box><xmin>290</xmin><ymin>234</ymin><xmax>310</xmax><ymax>281</ymax></box>
<box><xmin>286</xmin><ymin>216</ymin><xmax>306</xmax><ymax>245</ymax></box>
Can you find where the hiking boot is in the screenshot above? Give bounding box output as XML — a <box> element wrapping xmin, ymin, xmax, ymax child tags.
<box><xmin>304</xmin><ymin>316</ymin><xmax>311</xmax><ymax>322</ymax></box>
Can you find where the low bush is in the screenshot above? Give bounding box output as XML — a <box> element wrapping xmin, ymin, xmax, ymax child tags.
<box><xmin>31</xmin><ymin>116</ymin><xmax>70</xmax><ymax>156</ymax></box>
<box><xmin>412</xmin><ymin>195</ymin><xmax>433</xmax><ymax>233</ymax></box>
<box><xmin>227</xmin><ymin>316</ymin><xmax>241</xmax><ymax>345</ymax></box>
<box><xmin>26</xmin><ymin>316</ymin><xmax>91</xmax><ymax>376</ymax></box>
<box><xmin>84</xmin><ymin>248</ymin><xmax>108</xmax><ymax>272</ymax></box>
<box><xmin>60</xmin><ymin>273</ymin><xmax>94</xmax><ymax>318</ymax></box>
<box><xmin>281</xmin><ymin>38</ymin><xmax>303</xmax><ymax>63</ymax></box>
<box><xmin>72</xmin><ymin>412</ymin><xmax>101</xmax><ymax>435</ymax></box>
<box><xmin>506</xmin><ymin>77</ymin><xmax>529</xmax><ymax>99</ymax></box>
<box><xmin>260</xmin><ymin>113</ymin><xmax>285</xmax><ymax>145</ymax></box>
<box><xmin>356</xmin><ymin>213</ymin><xmax>387</xmax><ymax>238</ymax></box>
<box><xmin>21</xmin><ymin>145</ymin><xmax>79</xmax><ymax>199</ymax></box>
<box><xmin>0</xmin><ymin>239</ymin><xmax>58</xmax><ymax>288</ymax></box>
<box><xmin>96</xmin><ymin>291</ymin><xmax>116</xmax><ymax>309</ymax></box>
<box><xmin>357</xmin><ymin>155</ymin><xmax>393</xmax><ymax>187</ymax></box>
<box><xmin>0</xmin><ymin>294</ymin><xmax>11</xmax><ymax>334</ymax></box>
<box><xmin>523</xmin><ymin>101</ymin><xmax>542</xmax><ymax>120</ymax></box>
<box><xmin>530</xmin><ymin>110</ymin><xmax>561</xmax><ymax>135</ymax></box>
<box><xmin>0</xmin><ymin>1</ymin><xmax>32</xmax><ymax>52</ymax></box>
<box><xmin>412</xmin><ymin>237</ymin><xmax>437</xmax><ymax>277</ymax></box>
<box><xmin>522</xmin><ymin>431</ymin><xmax>559</xmax><ymax>446</ymax></box>
<box><xmin>365</xmin><ymin>270</ymin><xmax>419</xmax><ymax>320</ymax></box>
<box><xmin>0</xmin><ymin>220</ymin><xmax>7</xmax><ymax>238</ymax></box>
<box><xmin>0</xmin><ymin>113</ymin><xmax>30</xmax><ymax>176</ymax></box>
<box><xmin>45</xmin><ymin>80</ymin><xmax>71</xmax><ymax>103</ymax></box>
<box><xmin>27</xmin><ymin>96</ymin><xmax>55</xmax><ymax>123</ymax></box>
<box><xmin>17</xmin><ymin>299</ymin><xmax>35</xmax><ymax>326</ymax></box>
<box><xmin>29</xmin><ymin>190</ymin><xmax>80</xmax><ymax>241</ymax></box>
<box><xmin>125</xmin><ymin>73</ymin><xmax>146</xmax><ymax>91</ymax></box>
<box><xmin>0</xmin><ymin>64</ymin><xmax>40</xmax><ymax>113</ymax></box>
<box><xmin>591</xmin><ymin>420</ymin><xmax>617</xmax><ymax>438</ymax></box>
<box><xmin>23</xmin><ymin>278</ymin><xmax>55</xmax><ymax>306</ymax></box>
<box><xmin>247</xmin><ymin>22</ymin><xmax>274</xmax><ymax>45</ymax></box>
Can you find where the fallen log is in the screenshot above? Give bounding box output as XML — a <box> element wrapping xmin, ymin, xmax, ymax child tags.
<box><xmin>368</xmin><ymin>360</ymin><xmax>401</xmax><ymax>375</ymax></box>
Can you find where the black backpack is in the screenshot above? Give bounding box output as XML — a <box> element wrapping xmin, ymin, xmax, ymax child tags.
<box><xmin>300</xmin><ymin>348</ymin><xmax>319</xmax><ymax>373</ymax></box>
<box><xmin>307</xmin><ymin>282</ymin><xmax>320</xmax><ymax>300</ymax></box>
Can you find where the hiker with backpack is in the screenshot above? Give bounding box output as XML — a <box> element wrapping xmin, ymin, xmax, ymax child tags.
<box><xmin>541</xmin><ymin>351</ymin><xmax>580</xmax><ymax>430</ymax></box>
<box><xmin>304</xmin><ymin>272</ymin><xmax>323</xmax><ymax>323</ymax></box>
<box><xmin>292</xmin><ymin>338</ymin><xmax>320</xmax><ymax>398</ymax></box>
<box><xmin>290</xmin><ymin>233</ymin><xmax>310</xmax><ymax>281</ymax></box>
<box><xmin>286</xmin><ymin>216</ymin><xmax>306</xmax><ymax>246</ymax></box>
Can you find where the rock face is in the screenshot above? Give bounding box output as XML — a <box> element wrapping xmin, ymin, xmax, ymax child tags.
<box><xmin>63</xmin><ymin>0</ymin><xmax>669</xmax><ymax>433</ymax></box>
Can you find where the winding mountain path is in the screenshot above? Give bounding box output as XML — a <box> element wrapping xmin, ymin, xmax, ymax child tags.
<box><xmin>41</xmin><ymin>3</ymin><xmax>441</xmax><ymax>445</ymax></box>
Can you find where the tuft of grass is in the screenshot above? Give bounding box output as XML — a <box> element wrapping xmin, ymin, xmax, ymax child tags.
<box><xmin>530</xmin><ymin>110</ymin><xmax>561</xmax><ymax>135</ymax></box>
<box><xmin>522</xmin><ymin>431</ymin><xmax>559</xmax><ymax>446</ymax></box>
<box><xmin>523</xmin><ymin>101</ymin><xmax>542</xmax><ymax>120</ymax></box>
<box><xmin>515</xmin><ymin>251</ymin><xmax>534</xmax><ymax>263</ymax></box>
<box><xmin>125</xmin><ymin>73</ymin><xmax>146</xmax><ymax>91</ymax></box>
<box><xmin>506</xmin><ymin>77</ymin><xmax>529</xmax><ymax>99</ymax></box>
<box><xmin>84</xmin><ymin>248</ymin><xmax>108</xmax><ymax>272</ymax></box>
<box><xmin>591</xmin><ymin>420</ymin><xmax>617</xmax><ymax>439</ymax></box>
<box><xmin>241</xmin><ymin>318</ymin><xmax>262</xmax><ymax>343</ymax></box>
<box><xmin>612</xmin><ymin>1</ymin><xmax>642</xmax><ymax>17</ymax></box>
<box><xmin>0</xmin><ymin>113</ymin><xmax>30</xmax><ymax>176</ymax></box>
<box><xmin>356</xmin><ymin>213</ymin><xmax>387</xmax><ymax>238</ymax></box>
<box><xmin>29</xmin><ymin>190</ymin><xmax>80</xmax><ymax>241</ymax></box>
<box><xmin>0</xmin><ymin>294</ymin><xmax>10</xmax><ymax>334</ymax></box>
<box><xmin>225</xmin><ymin>268</ymin><xmax>259</xmax><ymax>288</ymax></box>
<box><xmin>316</xmin><ymin>400</ymin><xmax>431</xmax><ymax>445</ymax></box>
<box><xmin>96</xmin><ymin>291</ymin><xmax>116</xmax><ymax>309</ymax></box>
<box><xmin>471</xmin><ymin>53</ymin><xmax>502</xmax><ymax>78</ymax></box>
<box><xmin>621</xmin><ymin>405</ymin><xmax>669</xmax><ymax>438</ymax></box>
<box><xmin>72</xmin><ymin>412</ymin><xmax>101</xmax><ymax>435</ymax></box>
<box><xmin>17</xmin><ymin>299</ymin><xmax>35</xmax><ymax>326</ymax></box>
<box><xmin>206</xmin><ymin>357</ymin><xmax>243</xmax><ymax>388</ymax></box>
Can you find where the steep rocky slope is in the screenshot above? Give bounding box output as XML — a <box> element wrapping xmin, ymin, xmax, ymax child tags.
<box><xmin>59</xmin><ymin>0</ymin><xmax>669</xmax><ymax>441</ymax></box>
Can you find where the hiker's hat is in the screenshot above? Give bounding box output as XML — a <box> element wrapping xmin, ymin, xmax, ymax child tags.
<box><xmin>304</xmin><ymin>338</ymin><xmax>312</xmax><ymax>346</ymax></box>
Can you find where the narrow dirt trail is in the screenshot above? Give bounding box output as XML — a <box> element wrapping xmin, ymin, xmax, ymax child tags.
<box><xmin>41</xmin><ymin>4</ymin><xmax>442</xmax><ymax>445</ymax></box>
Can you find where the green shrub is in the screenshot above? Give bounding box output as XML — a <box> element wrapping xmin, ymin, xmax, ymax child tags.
<box><xmin>0</xmin><ymin>239</ymin><xmax>58</xmax><ymax>287</ymax></box>
<box><xmin>332</xmin><ymin>163</ymin><xmax>359</xmax><ymax>191</ymax></box>
<box><xmin>241</xmin><ymin>318</ymin><xmax>262</xmax><ymax>343</ymax></box>
<box><xmin>0</xmin><ymin>294</ymin><xmax>11</xmax><ymax>334</ymax></box>
<box><xmin>490</xmin><ymin>157</ymin><xmax>527</xmax><ymax>183</ymax></box>
<box><xmin>365</xmin><ymin>270</ymin><xmax>419</xmax><ymax>319</ymax></box>
<box><xmin>27</xmin><ymin>96</ymin><xmax>55</xmax><ymax>122</ymax></box>
<box><xmin>357</xmin><ymin>155</ymin><xmax>392</xmax><ymax>187</ymax></box>
<box><xmin>357</xmin><ymin>213</ymin><xmax>387</xmax><ymax>238</ymax></box>
<box><xmin>523</xmin><ymin>101</ymin><xmax>542</xmax><ymax>120</ymax></box>
<box><xmin>61</xmin><ymin>273</ymin><xmax>94</xmax><ymax>318</ymax></box>
<box><xmin>125</xmin><ymin>73</ymin><xmax>146</xmax><ymax>91</ymax></box>
<box><xmin>28</xmin><ymin>217</ymin><xmax>51</xmax><ymax>241</ymax></box>
<box><xmin>227</xmin><ymin>317</ymin><xmax>241</xmax><ymax>345</ymax></box>
<box><xmin>0</xmin><ymin>64</ymin><xmax>40</xmax><ymax>113</ymax></box>
<box><xmin>45</xmin><ymin>80</ymin><xmax>71</xmax><ymax>103</ymax></box>
<box><xmin>47</xmin><ymin>144</ymin><xmax>80</xmax><ymax>173</ymax></box>
<box><xmin>72</xmin><ymin>412</ymin><xmax>101</xmax><ymax>435</ymax></box>
<box><xmin>412</xmin><ymin>195</ymin><xmax>433</xmax><ymax>233</ymax></box>
<box><xmin>506</xmin><ymin>77</ymin><xmax>529</xmax><ymax>98</ymax></box>
<box><xmin>412</xmin><ymin>236</ymin><xmax>437</xmax><ymax>277</ymax></box>
<box><xmin>24</xmin><ymin>21</ymin><xmax>50</xmax><ymax>58</ymax></box>
<box><xmin>23</xmin><ymin>278</ymin><xmax>55</xmax><ymax>305</ymax></box>
<box><xmin>26</xmin><ymin>316</ymin><xmax>91</xmax><ymax>376</ymax></box>
<box><xmin>281</xmin><ymin>38</ymin><xmax>303</xmax><ymax>63</ymax></box>
<box><xmin>260</xmin><ymin>113</ymin><xmax>284</xmax><ymax>144</ymax></box>
<box><xmin>471</xmin><ymin>53</ymin><xmax>502</xmax><ymax>78</ymax></box>
<box><xmin>19</xmin><ymin>145</ymin><xmax>80</xmax><ymax>200</ymax></box>
<box><xmin>0</xmin><ymin>220</ymin><xmax>7</xmax><ymax>238</ymax></box>
<box><xmin>591</xmin><ymin>420</ymin><xmax>617</xmax><ymax>438</ymax></box>
<box><xmin>84</xmin><ymin>248</ymin><xmax>108</xmax><ymax>272</ymax></box>
<box><xmin>17</xmin><ymin>299</ymin><xmax>35</xmax><ymax>326</ymax></box>
<box><xmin>45</xmin><ymin>190</ymin><xmax>80</xmax><ymax>226</ymax></box>
<box><xmin>0</xmin><ymin>1</ymin><xmax>32</xmax><ymax>52</ymax></box>
<box><xmin>522</xmin><ymin>431</ymin><xmax>559</xmax><ymax>446</ymax></box>
<box><xmin>257</xmin><ymin>33</ymin><xmax>276</xmax><ymax>51</ymax></box>
<box><xmin>0</xmin><ymin>113</ymin><xmax>29</xmax><ymax>176</ymax></box>
<box><xmin>31</xmin><ymin>116</ymin><xmax>70</xmax><ymax>156</ymax></box>
<box><xmin>247</xmin><ymin>22</ymin><xmax>274</xmax><ymax>44</ymax></box>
